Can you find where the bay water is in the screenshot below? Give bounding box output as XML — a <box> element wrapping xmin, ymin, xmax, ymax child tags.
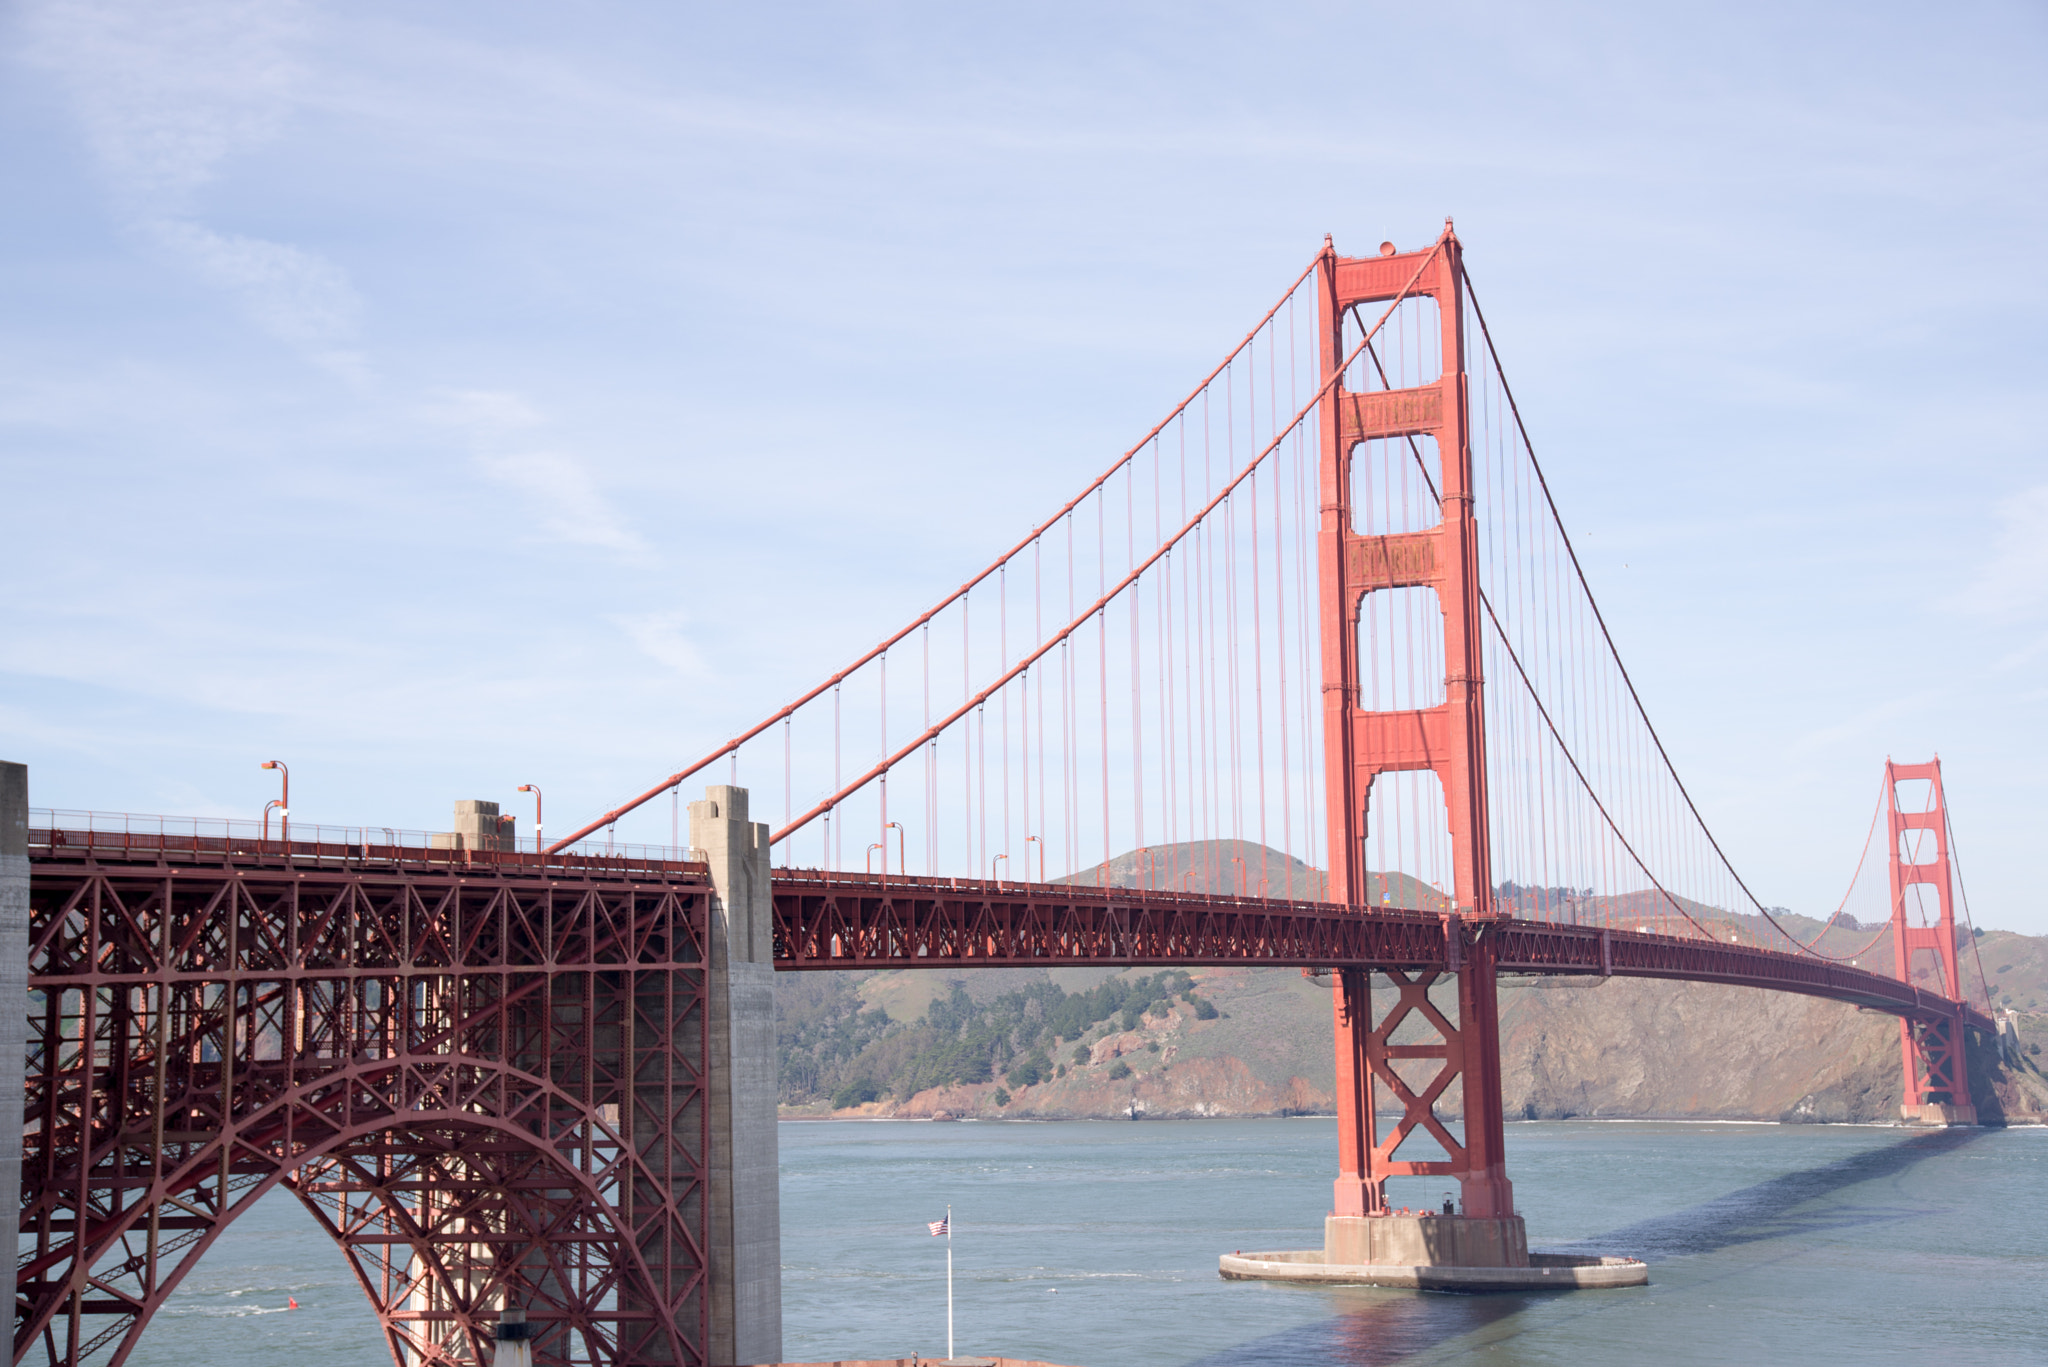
<box><xmin>128</xmin><ymin>1118</ymin><xmax>2046</xmax><ymax>1366</ymax></box>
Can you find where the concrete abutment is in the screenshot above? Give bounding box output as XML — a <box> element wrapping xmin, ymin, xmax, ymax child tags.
<box><xmin>693</xmin><ymin>785</ymin><xmax>784</xmax><ymax>1367</ymax></box>
<box><xmin>1</xmin><ymin>762</ymin><xmax>27</xmax><ymax>1298</ymax></box>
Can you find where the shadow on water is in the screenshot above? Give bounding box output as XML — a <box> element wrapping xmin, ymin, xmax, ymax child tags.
<box><xmin>1186</xmin><ymin>1126</ymin><xmax>1988</xmax><ymax>1367</ymax></box>
<box><xmin>1546</xmin><ymin>1125</ymin><xmax>1986</xmax><ymax>1260</ymax></box>
<box><xmin>1182</xmin><ymin>1292</ymin><xmax>1531</xmax><ymax>1367</ymax></box>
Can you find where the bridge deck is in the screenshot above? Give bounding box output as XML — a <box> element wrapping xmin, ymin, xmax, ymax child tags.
<box><xmin>21</xmin><ymin>828</ymin><xmax>1988</xmax><ymax>1034</ymax></box>
<box><xmin>770</xmin><ymin>870</ymin><xmax>1993</xmax><ymax>1032</ymax></box>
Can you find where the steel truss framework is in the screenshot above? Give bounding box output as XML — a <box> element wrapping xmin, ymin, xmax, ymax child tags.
<box><xmin>772</xmin><ymin>871</ymin><xmax>1994</xmax><ymax>1033</ymax></box>
<box><xmin>19</xmin><ymin>832</ymin><xmax>710</xmax><ymax>1367</ymax></box>
<box><xmin>773</xmin><ymin>871</ymin><xmax>1449</xmax><ymax>969</ymax></box>
<box><xmin>1333</xmin><ymin>968</ymin><xmax>1476</xmax><ymax>1189</ymax></box>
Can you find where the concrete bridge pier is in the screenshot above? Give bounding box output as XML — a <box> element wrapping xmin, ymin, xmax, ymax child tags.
<box><xmin>691</xmin><ymin>785</ymin><xmax>784</xmax><ymax>1366</ymax></box>
<box><xmin>1231</xmin><ymin>934</ymin><xmax>1646</xmax><ymax>1290</ymax></box>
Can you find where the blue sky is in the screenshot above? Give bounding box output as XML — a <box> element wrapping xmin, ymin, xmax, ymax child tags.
<box><xmin>3</xmin><ymin>2</ymin><xmax>2044</xmax><ymax>930</ymax></box>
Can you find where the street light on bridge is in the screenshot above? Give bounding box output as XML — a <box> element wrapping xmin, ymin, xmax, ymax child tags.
<box><xmin>517</xmin><ymin>784</ymin><xmax>542</xmax><ymax>855</ymax></box>
<box><xmin>260</xmin><ymin>760</ymin><xmax>288</xmax><ymax>844</ymax></box>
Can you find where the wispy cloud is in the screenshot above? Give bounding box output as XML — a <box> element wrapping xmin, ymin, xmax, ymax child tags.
<box><xmin>1787</xmin><ymin>691</ymin><xmax>1938</xmax><ymax>759</ymax></box>
<box><xmin>21</xmin><ymin>0</ymin><xmax>307</xmax><ymax>206</ymax></box>
<box><xmin>609</xmin><ymin>612</ymin><xmax>710</xmax><ymax>678</ymax></box>
<box><xmin>1965</xmin><ymin>483</ymin><xmax>2048</xmax><ymax>622</ymax></box>
<box><xmin>149</xmin><ymin>219</ymin><xmax>360</xmax><ymax>345</ymax></box>
<box><xmin>20</xmin><ymin>0</ymin><xmax>361</xmax><ymax>356</ymax></box>
<box><xmin>475</xmin><ymin>450</ymin><xmax>652</xmax><ymax>561</ymax></box>
<box><xmin>431</xmin><ymin>389</ymin><xmax>652</xmax><ymax>562</ymax></box>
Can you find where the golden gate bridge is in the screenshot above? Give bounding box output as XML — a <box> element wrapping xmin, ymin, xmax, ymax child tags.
<box><xmin>13</xmin><ymin>226</ymin><xmax>1998</xmax><ymax>1367</ymax></box>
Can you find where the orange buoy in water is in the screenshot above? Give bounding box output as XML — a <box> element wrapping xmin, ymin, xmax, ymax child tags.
<box><xmin>287</xmin><ymin>1299</ymin><xmax>298</xmax><ymax>1310</ymax></box>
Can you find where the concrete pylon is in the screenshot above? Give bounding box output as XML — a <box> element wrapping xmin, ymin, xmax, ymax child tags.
<box><xmin>0</xmin><ymin>762</ymin><xmax>28</xmax><ymax>1291</ymax></box>
<box><xmin>427</xmin><ymin>799</ymin><xmax>515</xmax><ymax>852</ymax></box>
<box><xmin>688</xmin><ymin>785</ymin><xmax>782</xmax><ymax>1366</ymax></box>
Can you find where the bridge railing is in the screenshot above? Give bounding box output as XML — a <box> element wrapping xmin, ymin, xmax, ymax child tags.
<box><xmin>777</xmin><ymin>855</ymin><xmax>1900</xmax><ymax>966</ymax></box>
<box><xmin>1491</xmin><ymin>886</ymin><xmax>1925</xmax><ymax>971</ymax></box>
<box><xmin>28</xmin><ymin>807</ymin><xmax>705</xmax><ymax>879</ymax></box>
<box><xmin>1493</xmin><ymin>892</ymin><xmax>1784</xmax><ymax>951</ymax></box>
<box><xmin>772</xmin><ymin>864</ymin><xmax>1350</xmax><ymax>912</ymax></box>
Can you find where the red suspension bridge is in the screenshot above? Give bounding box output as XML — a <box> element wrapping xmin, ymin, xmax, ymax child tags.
<box><xmin>17</xmin><ymin>226</ymin><xmax>1998</xmax><ymax>1367</ymax></box>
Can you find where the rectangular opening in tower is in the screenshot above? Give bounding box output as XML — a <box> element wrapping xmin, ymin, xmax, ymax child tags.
<box><xmin>1357</xmin><ymin>585</ymin><xmax>1447</xmax><ymax>712</ymax></box>
<box><xmin>1340</xmin><ymin>294</ymin><xmax>1442</xmax><ymax>392</ymax></box>
<box><xmin>1891</xmin><ymin>777</ymin><xmax>1934</xmax><ymax>811</ymax></box>
<box><xmin>1351</xmin><ymin>433</ymin><xmax>1443</xmax><ymax>536</ymax></box>
<box><xmin>1899</xmin><ymin>881</ymin><xmax>1946</xmax><ymax>931</ymax></box>
<box><xmin>1897</xmin><ymin>829</ymin><xmax>1939</xmax><ymax>866</ymax></box>
<box><xmin>1363</xmin><ymin>769</ymin><xmax>1454</xmax><ymax>914</ymax></box>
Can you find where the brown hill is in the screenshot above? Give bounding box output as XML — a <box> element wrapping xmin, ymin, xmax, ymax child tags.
<box><xmin>785</xmin><ymin>965</ymin><xmax>2048</xmax><ymax>1124</ymax></box>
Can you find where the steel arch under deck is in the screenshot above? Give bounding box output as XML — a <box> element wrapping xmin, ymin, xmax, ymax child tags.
<box><xmin>19</xmin><ymin>827</ymin><xmax>712</xmax><ymax>1367</ymax></box>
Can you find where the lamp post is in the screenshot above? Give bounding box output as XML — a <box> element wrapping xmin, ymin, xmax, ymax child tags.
<box><xmin>1024</xmin><ymin>834</ymin><xmax>1043</xmax><ymax>882</ymax></box>
<box><xmin>517</xmin><ymin>785</ymin><xmax>542</xmax><ymax>856</ymax></box>
<box><xmin>883</xmin><ymin>821</ymin><xmax>905</xmax><ymax>879</ymax></box>
<box><xmin>991</xmin><ymin>853</ymin><xmax>1008</xmax><ymax>886</ymax></box>
<box><xmin>261</xmin><ymin>760</ymin><xmax>289</xmax><ymax>844</ymax></box>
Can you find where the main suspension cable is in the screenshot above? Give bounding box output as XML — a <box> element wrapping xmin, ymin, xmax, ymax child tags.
<box><xmin>769</xmin><ymin>242</ymin><xmax>1450</xmax><ymax>845</ymax></box>
<box><xmin>549</xmin><ymin>254</ymin><xmax>1326</xmax><ymax>853</ymax></box>
<box><xmin>1461</xmin><ymin>265</ymin><xmax>1820</xmax><ymax>954</ymax></box>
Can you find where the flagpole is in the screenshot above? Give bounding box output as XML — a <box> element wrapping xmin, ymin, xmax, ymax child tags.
<box><xmin>946</xmin><ymin>1203</ymin><xmax>954</xmax><ymax>1361</ymax></box>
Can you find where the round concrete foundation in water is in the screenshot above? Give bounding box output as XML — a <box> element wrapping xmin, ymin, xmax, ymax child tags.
<box><xmin>1218</xmin><ymin>1250</ymin><xmax>1648</xmax><ymax>1291</ymax></box>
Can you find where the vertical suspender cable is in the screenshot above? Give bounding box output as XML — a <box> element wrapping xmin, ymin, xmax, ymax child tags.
<box><xmin>924</xmin><ymin>622</ymin><xmax>933</xmax><ymax>875</ymax></box>
<box><xmin>833</xmin><ymin>683</ymin><xmax>841</xmax><ymax>870</ymax></box>
<box><xmin>1036</xmin><ymin>537</ymin><xmax>1047</xmax><ymax>873</ymax></box>
<box><xmin>1001</xmin><ymin>566</ymin><xmax>1010</xmax><ymax>869</ymax></box>
<box><xmin>880</xmin><ymin>650</ymin><xmax>888</xmax><ymax>866</ymax></box>
<box><xmin>1129</xmin><ymin>459</ymin><xmax>1144</xmax><ymax>861</ymax></box>
<box><xmin>1099</xmin><ymin>487</ymin><xmax>1112</xmax><ymax>877</ymax></box>
<box><xmin>1250</xmin><ymin>458</ymin><xmax>1268</xmax><ymax>894</ymax></box>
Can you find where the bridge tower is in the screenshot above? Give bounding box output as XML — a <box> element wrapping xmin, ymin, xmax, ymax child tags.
<box><xmin>1887</xmin><ymin>758</ymin><xmax>1976</xmax><ymax>1125</ymax></box>
<box><xmin>1315</xmin><ymin>227</ymin><xmax>1520</xmax><ymax>1257</ymax></box>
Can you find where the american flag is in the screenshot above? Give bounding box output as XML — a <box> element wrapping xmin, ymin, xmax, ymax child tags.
<box><xmin>927</xmin><ymin>1216</ymin><xmax>949</xmax><ymax>1237</ymax></box>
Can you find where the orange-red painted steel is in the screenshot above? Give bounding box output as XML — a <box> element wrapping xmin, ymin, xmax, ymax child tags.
<box><xmin>1887</xmin><ymin>759</ymin><xmax>1973</xmax><ymax>1115</ymax></box>
<box><xmin>768</xmin><ymin>871</ymin><xmax>1992</xmax><ymax>1033</ymax></box>
<box><xmin>20</xmin><ymin>825</ymin><xmax>711</xmax><ymax>1367</ymax></box>
<box><xmin>1314</xmin><ymin>229</ymin><xmax>1513</xmax><ymax>1219</ymax></box>
<box><xmin>772</xmin><ymin>870</ymin><xmax>1451</xmax><ymax>970</ymax></box>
